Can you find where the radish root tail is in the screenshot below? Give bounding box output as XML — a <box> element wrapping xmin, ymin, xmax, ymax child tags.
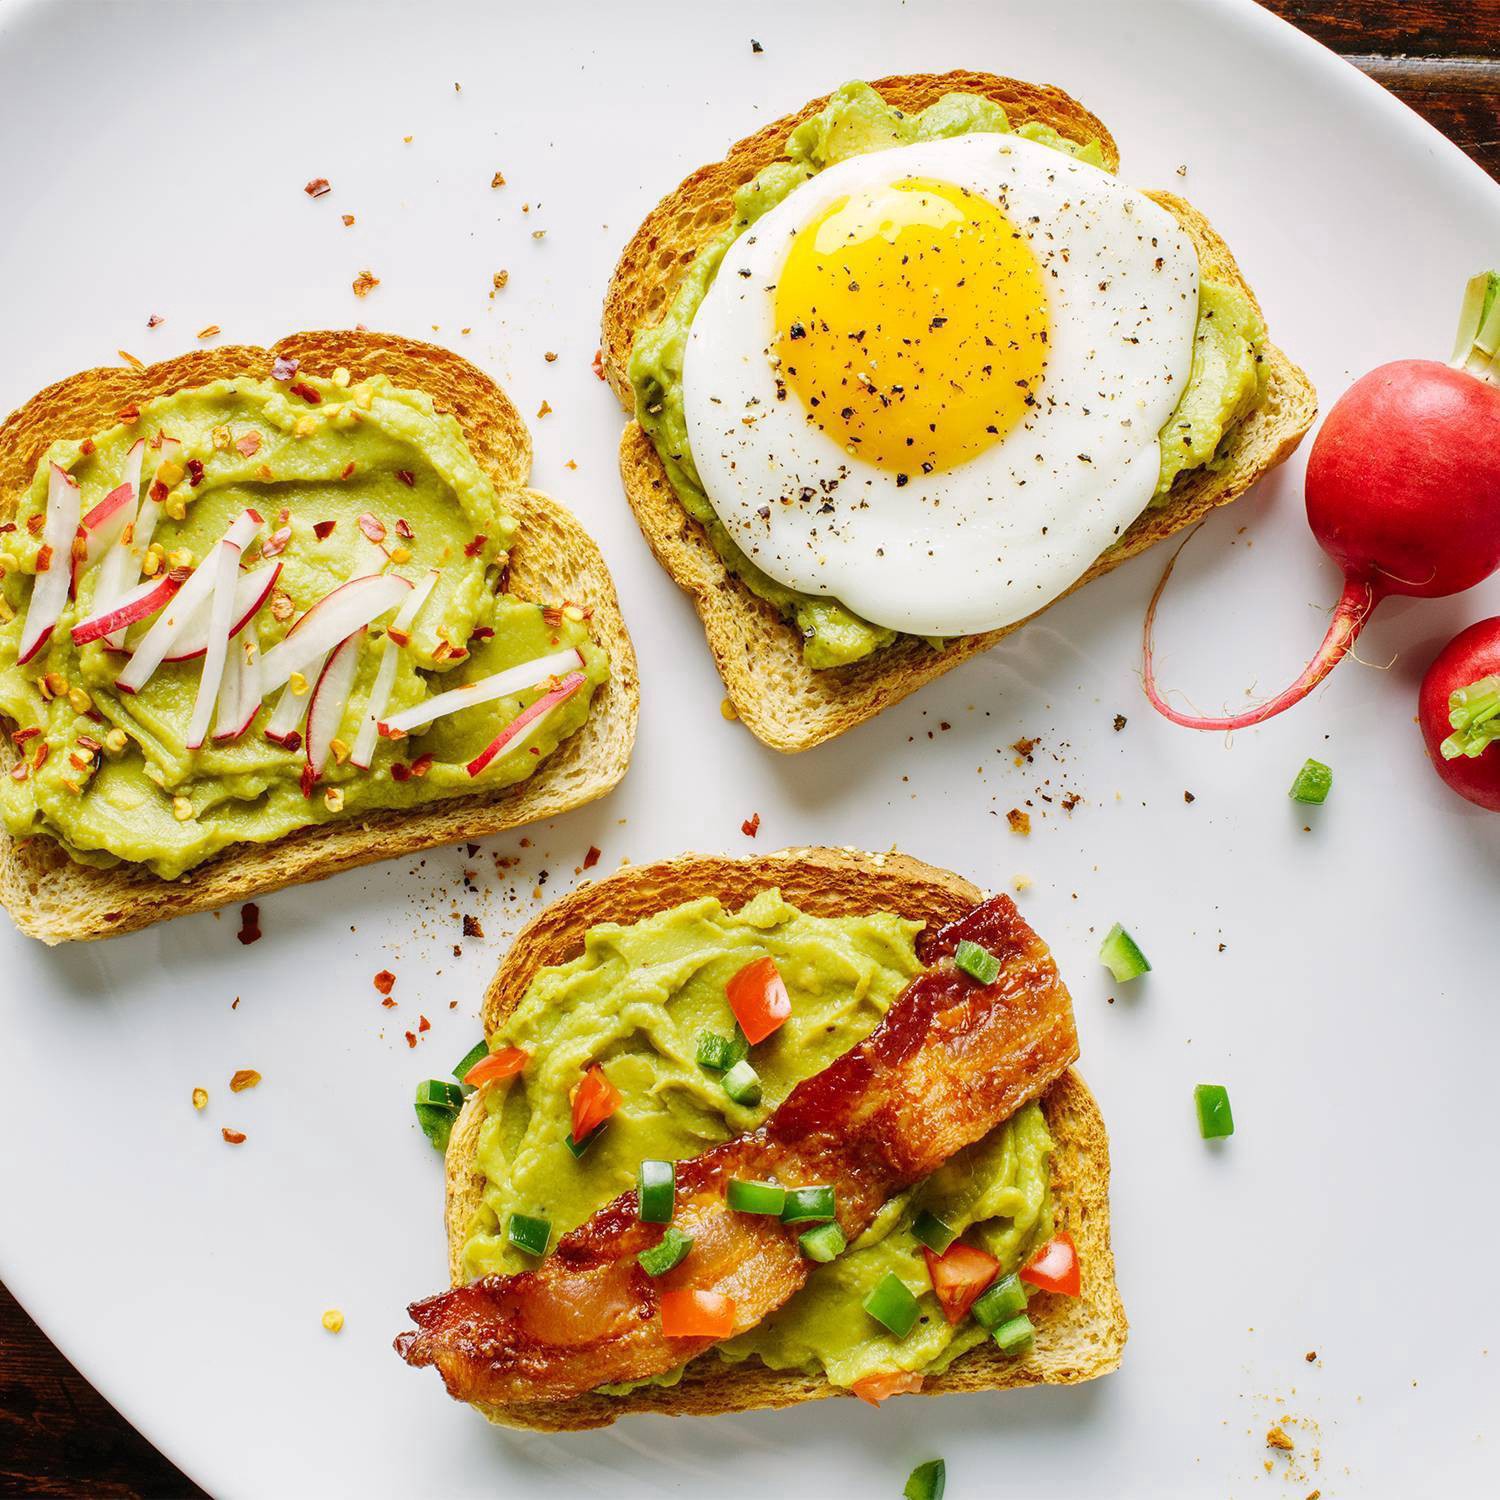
<box><xmin>1141</xmin><ymin>536</ymin><xmax>1380</xmax><ymax>732</ymax></box>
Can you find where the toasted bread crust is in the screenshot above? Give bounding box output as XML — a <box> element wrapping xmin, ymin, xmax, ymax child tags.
<box><xmin>601</xmin><ymin>73</ymin><xmax>1317</xmax><ymax>753</ymax></box>
<box><xmin>0</xmin><ymin>334</ymin><xmax>639</xmax><ymax>943</ymax></box>
<box><xmin>441</xmin><ymin>847</ymin><xmax>1126</xmax><ymax>1430</ymax></box>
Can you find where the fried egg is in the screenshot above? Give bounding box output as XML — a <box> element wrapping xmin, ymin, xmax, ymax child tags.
<box><xmin>681</xmin><ymin>132</ymin><xmax>1200</xmax><ymax>636</ymax></box>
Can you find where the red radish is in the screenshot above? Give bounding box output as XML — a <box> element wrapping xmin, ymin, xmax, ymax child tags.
<box><xmin>258</xmin><ymin>572</ymin><xmax>410</xmax><ymax>695</ymax></box>
<box><xmin>217</xmin><ymin>619</ymin><xmax>264</xmax><ymax>741</ymax></box>
<box><xmin>16</xmin><ymin>464</ymin><xmax>81</xmax><ymax>665</ymax></box>
<box><xmin>379</xmin><ymin>646</ymin><xmax>583</xmax><ymax>738</ymax></box>
<box><xmin>130</xmin><ymin>434</ymin><xmax>181</xmax><ymax>560</ymax></box>
<box><xmin>350</xmin><ymin>568</ymin><xmax>440</xmax><ymax>768</ymax></box>
<box><xmin>465</xmin><ymin>670</ymin><xmax>586</xmax><ymax>777</ymax></box>
<box><xmin>163</xmin><ymin>561</ymin><xmax>282</xmax><ymax>662</ymax></box>
<box><xmin>116</xmin><ymin>509</ymin><xmax>263</xmax><ymax>695</ymax></box>
<box><xmin>305</xmin><ymin>628</ymin><xmax>365</xmax><ymax>776</ymax></box>
<box><xmin>71</xmin><ymin>568</ymin><xmax>188</xmax><ymax>645</ymax></box>
<box><xmin>1144</xmin><ymin>272</ymin><xmax>1500</xmax><ymax>730</ymax></box>
<box><xmin>1419</xmin><ymin>616</ymin><xmax>1500</xmax><ymax>811</ymax></box>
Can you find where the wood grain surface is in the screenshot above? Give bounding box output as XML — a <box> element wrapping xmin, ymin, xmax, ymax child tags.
<box><xmin>1</xmin><ymin>3</ymin><xmax>1494</xmax><ymax>1496</ymax></box>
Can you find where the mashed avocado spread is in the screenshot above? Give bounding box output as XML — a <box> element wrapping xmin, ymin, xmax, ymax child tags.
<box><xmin>462</xmin><ymin>888</ymin><xmax>1054</xmax><ymax>1392</ymax></box>
<box><xmin>629</xmin><ymin>80</ymin><xmax>1266</xmax><ymax>669</ymax></box>
<box><xmin>0</xmin><ymin>371</ymin><xmax>608</xmax><ymax>878</ymax></box>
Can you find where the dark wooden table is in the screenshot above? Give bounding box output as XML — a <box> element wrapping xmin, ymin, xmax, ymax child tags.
<box><xmin>2</xmin><ymin>4</ymin><xmax>1496</xmax><ymax>1497</ymax></box>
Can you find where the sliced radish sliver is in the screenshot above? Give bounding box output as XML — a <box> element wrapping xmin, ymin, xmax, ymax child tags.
<box><xmin>264</xmin><ymin>649</ymin><xmax>326</xmax><ymax>746</ymax></box>
<box><xmin>130</xmin><ymin>435</ymin><xmax>181</xmax><ymax>561</ymax></box>
<box><xmin>90</xmin><ymin>440</ymin><xmax>147</xmax><ymax>647</ymax></box>
<box><xmin>379</xmin><ymin>647</ymin><xmax>583</xmax><ymax>738</ymax></box>
<box><xmin>214</xmin><ymin>619</ymin><xmax>244</xmax><ymax>740</ymax></box>
<box><xmin>185</xmin><ymin>536</ymin><xmax>244</xmax><ymax>749</ymax></box>
<box><xmin>466</xmin><ymin>670</ymin><xmax>587</xmax><ymax>778</ymax></box>
<box><xmin>350</xmin><ymin>569</ymin><xmax>440</xmax><ymax>768</ymax></box>
<box><xmin>162</xmin><ymin>561</ymin><xmax>282</xmax><ymax>662</ymax></box>
<box><xmin>115</xmin><ymin>509</ymin><xmax>263</xmax><ymax>695</ymax></box>
<box><xmin>73</xmin><ymin>481</ymin><xmax>137</xmax><ymax>592</ymax></box>
<box><xmin>306</xmin><ymin>628</ymin><xmax>364</xmax><ymax>776</ymax></box>
<box><xmin>215</xmin><ymin>619</ymin><xmax>263</xmax><ymax>742</ymax></box>
<box><xmin>258</xmin><ymin>573</ymin><xmax>410</xmax><ymax>696</ymax></box>
<box><xmin>17</xmin><ymin>464</ymin><xmax>82</xmax><ymax>665</ymax></box>
<box><xmin>71</xmin><ymin>569</ymin><xmax>185</xmax><ymax>646</ymax></box>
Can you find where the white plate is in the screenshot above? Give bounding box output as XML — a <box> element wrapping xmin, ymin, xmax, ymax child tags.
<box><xmin>1</xmin><ymin>1</ymin><xmax>1497</xmax><ymax>1495</ymax></box>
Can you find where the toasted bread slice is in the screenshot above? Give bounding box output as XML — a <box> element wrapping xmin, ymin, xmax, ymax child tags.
<box><xmin>441</xmin><ymin>846</ymin><xmax>1125</xmax><ymax>1431</ymax></box>
<box><xmin>0</xmin><ymin>333</ymin><xmax>639</xmax><ymax>943</ymax></box>
<box><xmin>602</xmin><ymin>71</ymin><xmax>1317</xmax><ymax>752</ymax></box>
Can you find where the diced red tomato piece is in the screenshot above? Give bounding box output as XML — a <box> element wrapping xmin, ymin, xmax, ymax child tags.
<box><xmin>462</xmin><ymin>1046</ymin><xmax>530</xmax><ymax>1088</ymax></box>
<box><xmin>850</xmin><ymin>1370</ymin><xmax>924</xmax><ymax>1407</ymax></box>
<box><xmin>924</xmin><ymin>1241</ymin><xmax>1001</xmax><ymax>1324</ymax></box>
<box><xmin>570</xmin><ymin>1062</ymin><xmax>622</xmax><ymax>1142</ymax></box>
<box><xmin>1019</xmin><ymin>1232</ymin><xmax>1080</xmax><ymax>1298</ymax></box>
<box><xmin>726</xmin><ymin>956</ymin><xmax>792</xmax><ymax>1045</ymax></box>
<box><xmin>659</xmin><ymin>1289</ymin><xmax>736</xmax><ymax>1339</ymax></box>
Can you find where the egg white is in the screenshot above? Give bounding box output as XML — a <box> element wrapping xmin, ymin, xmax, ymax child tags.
<box><xmin>681</xmin><ymin>132</ymin><xmax>1201</xmax><ymax>637</ymax></box>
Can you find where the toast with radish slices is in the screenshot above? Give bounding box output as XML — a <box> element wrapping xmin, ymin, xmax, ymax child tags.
<box><xmin>0</xmin><ymin>333</ymin><xmax>638</xmax><ymax>943</ymax></box>
<box><xmin>435</xmin><ymin>847</ymin><xmax>1125</xmax><ymax>1430</ymax></box>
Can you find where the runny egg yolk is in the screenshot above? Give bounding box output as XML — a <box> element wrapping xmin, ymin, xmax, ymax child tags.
<box><xmin>772</xmin><ymin>177</ymin><xmax>1049</xmax><ymax>475</ymax></box>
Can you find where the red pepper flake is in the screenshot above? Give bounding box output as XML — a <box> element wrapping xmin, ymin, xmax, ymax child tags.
<box><xmin>592</xmin><ymin>348</ymin><xmax>605</xmax><ymax>381</ymax></box>
<box><xmin>147</xmin><ymin>313</ymin><xmax>164</xmax><ymax>328</ymax></box>
<box><xmin>391</xmin><ymin>761</ymin><xmax>412</xmax><ymax>782</ymax></box>
<box><xmin>270</xmin><ymin>355</ymin><xmax>300</xmax><ymax>382</ymax></box>
<box><xmin>197</xmin><ymin>325</ymin><xmax>221</xmax><ymax>341</ymax></box>
<box><xmin>395</xmin><ymin>469</ymin><xmax>415</xmax><ymax>487</ymax></box>
<box><xmin>463</xmin><ymin>534</ymin><xmax>487</xmax><ymax>558</ymax></box>
<box><xmin>339</xmin><ymin>461</ymin><xmax>356</xmax><ymax>481</ymax></box>
<box><xmin>262</xmin><ymin>526</ymin><xmax>292</xmax><ymax>558</ymax></box>
<box><xmin>394</xmin><ymin>517</ymin><xmax>414</xmax><ymax>539</ymax></box>
<box><xmin>491</xmin><ymin>170</ymin><xmax>506</xmax><ymax>188</ymax></box>
<box><xmin>373</xmin><ymin>969</ymin><xmax>396</xmax><ymax>995</ymax></box>
<box><xmin>221</xmin><ymin>1128</ymin><xmax>247</xmax><ymax>1145</ymax></box>
<box><xmin>536</xmin><ymin>400</ymin><xmax>552</xmax><ymax>418</ymax></box>
<box><xmin>237</xmin><ymin>903</ymin><xmax>262</xmax><ymax>945</ymax></box>
<box><xmin>358</xmin><ymin>512</ymin><xmax>387</xmax><ymax>543</ymax></box>
<box><xmin>235</xmin><ymin>432</ymin><xmax>262</xmax><ymax>457</ymax></box>
<box><xmin>417</xmin><ymin>1015</ymin><xmax>431</xmax><ymax>1033</ymax></box>
<box><xmin>352</xmin><ymin>269</ymin><xmax>381</xmax><ymax>298</ymax></box>
<box><xmin>288</xmin><ymin>380</ymin><xmax>322</xmax><ymax>405</ymax></box>
<box><xmin>34</xmin><ymin>544</ymin><xmax>53</xmax><ymax>574</ymax></box>
<box><xmin>462</xmin><ymin>914</ymin><xmax>484</xmax><ymax>938</ymax></box>
<box><xmin>117</xmin><ymin>404</ymin><xmax>141</xmax><ymax>425</ymax></box>
<box><xmin>741</xmin><ymin>812</ymin><xmax>761</xmax><ymax>838</ymax></box>
<box><xmin>583</xmin><ymin>845</ymin><xmax>602</xmax><ymax>869</ymax></box>
<box><xmin>186</xmin><ymin>457</ymin><xmax>205</xmax><ymax>487</ymax></box>
<box><xmin>26</xmin><ymin>513</ymin><xmax>45</xmax><ymax>536</ymax></box>
<box><xmin>299</xmin><ymin>763</ymin><xmax>317</xmax><ymax>797</ymax></box>
<box><xmin>313</xmin><ymin>520</ymin><xmax>336</xmax><ymax>540</ymax></box>
<box><xmin>119</xmin><ymin>349</ymin><xmax>144</xmax><ymax>371</ymax></box>
<box><xmin>341</xmin><ymin>213</ymin><xmax>355</xmax><ymax>227</ymax></box>
<box><xmin>304</xmin><ymin>177</ymin><xmax>332</xmax><ymax>198</ymax></box>
<box><xmin>382</xmin><ymin>997</ymin><xmax>397</xmax><ymax>1009</ymax></box>
<box><xmin>149</xmin><ymin>480</ymin><xmax>169</xmax><ymax>504</ymax></box>
<box><xmin>409</xmin><ymin>753</ymin><xmax>433</xmax><ymax>779</ymax></box>
<box><xmin>8</xmin><ymin>763</ymin><xmax>27</xmax><ymax>783</ymax></box>
<box><xmin>404</xmin><ymin>1031</ymin><xmax>417</xmax><ymax>1049</ymax></box>
<box><xmin>11</xmin><ymin>727</ymin><xmax>40</xmax><ymax>745</ymax></box>
<box><xmin>469</xmin><ymin>625</ymin><xmax>494</xmax><ymax>641</ymax></box>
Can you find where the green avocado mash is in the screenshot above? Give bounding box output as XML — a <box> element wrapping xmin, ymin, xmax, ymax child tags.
<box><xmin>629</xmin><ymin>80</ymin><xmax>1266</xmax><ymax>669</ymax></box>
<box><xmin>462</xmin><ymin>888</ymin><xmax>1054</xmax><ymax>1393</ymax></box>
<box><xmin>0</xmin><ymin>372</ymin><xmax>608</xmax><ymax>878</ymax></box>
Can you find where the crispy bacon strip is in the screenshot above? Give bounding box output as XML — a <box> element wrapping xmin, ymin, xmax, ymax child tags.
<box><xmin>396</xmin><ymin>895</ymin><xmax>1078</xmax><ymax>1406</ymax></box>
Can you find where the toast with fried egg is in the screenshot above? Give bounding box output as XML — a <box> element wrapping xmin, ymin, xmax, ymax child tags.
<box><xmin>602</xmin><ymin>71</ymin><xmax>1316</xmax><ymax>752</ymax></box>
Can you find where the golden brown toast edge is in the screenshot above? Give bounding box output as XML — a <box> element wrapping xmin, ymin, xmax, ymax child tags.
<box><xmin>601</xmin><ymin>72</ymin><xmax>1317</xmax><ymax>753</ymax></box>
<box><xmin>439</xmin><ymin>846</ymin><xmax>1126</xmax><ymax>1430</ymax></box>
<box><xmin>0</xmin><ymin>333</ymin><xmax>639</xmax><ymax>943</ymax></box>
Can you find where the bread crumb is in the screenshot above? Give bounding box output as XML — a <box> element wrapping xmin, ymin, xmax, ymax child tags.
<box><xmin>1007</xmin><ymin>808</ymin><xmax>1032</xmax><ymax>836</ymax></box>
<box><xmin>1013</xmin><ymin>874</ymin><xmax>1032</xmax><ymax>892</ymax></box>
<box><xmin>230</xmin><ymin>1069</ymin><xmax>261</xmax><ymax>1093</ymax></box>
<box><xmin>352</xmin><ymin>269</ymin><xmax>381</xmax><ymax>298</ymax></box>
<box><xmin>221</xmin><ymin>1128</ymin><xmax>246</xmax><ymax>1145</ymax></box>
<box><xmin>1267</xmin><ymin>1426</ymin><xmax>1294</xmax><ymax>1451</ymax></box>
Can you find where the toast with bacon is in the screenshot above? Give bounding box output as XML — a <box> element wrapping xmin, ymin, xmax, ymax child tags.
<box><xmin>433</xmin><ymin>846</ymin><xmax>1125</xmax><ymax>1430</ymax></box>
<box><xmin>0</xmin><ymin>333</ymin><xmax>638</xmax><ymax>943</ymax></box>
